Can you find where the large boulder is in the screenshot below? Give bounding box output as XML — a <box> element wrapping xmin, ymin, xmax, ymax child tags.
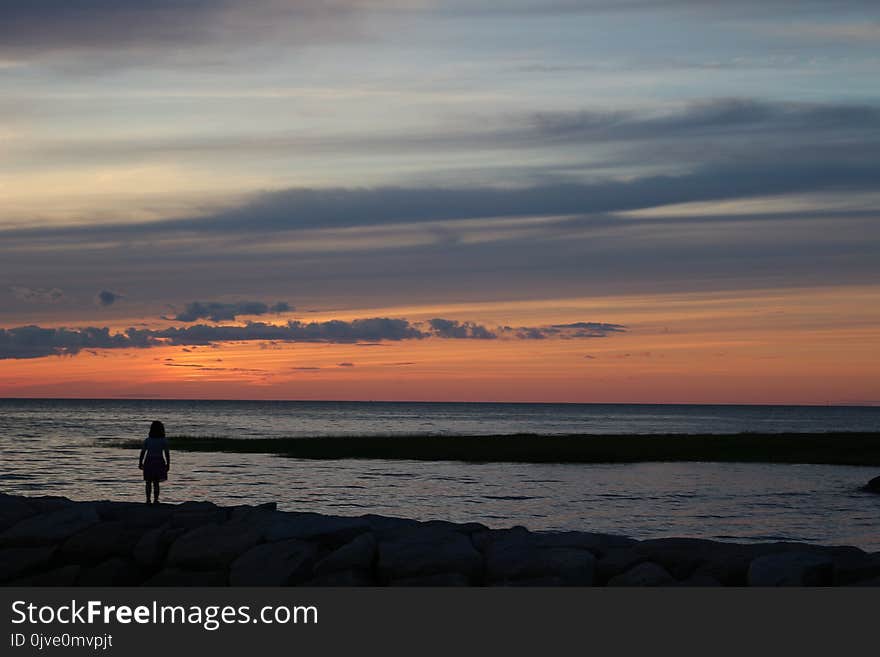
<box><xmin>313</xmin><ymin>533</ymin><xmax>376</xmax><ymax>576</ymax></box>
<box><xmin>169</xmin><ymin>502</ymin><xmax>227</xmax><ymax>529</ymax></box>
<box><xmin>595</xmin><ymin>546</ymin><xmax>648</xmax><ymax>583</ymax></box>
<box><xmin>378</xmin><ymin>529</ymin><xmax>482</xmax><ymax>583</ymax></box>
<box><xmin>116</xmin><ymin>504</ymin><xmax>174</xmax><ymax>529</ymax></box>
<box><xmin>0</xmin><ymin>494</ymin><xmax>36</xmax><ymax>532</ymax></box>
<box><xmin>0</xmin><ymin>546</ymin><xmax>56</xmax><ymax>582</ymax></box>
<box><xmin>264</xmin><ymin>513</ymin><xmax>371</xmax><ymax>546</ymax></box>
<box><xmin>132</xmin><ymin>525</ymin><xmax>186</xmax><ymax>568</ymax></box>
<box><xmin>0</xmin><ymin>504</ymin><xmax>99</xmax><ymax>547</ymax></box>
<box><xmin>608</xmin><ymin>562</ymin><xmax>676</xmax><ymax>586</ymax></box>
<box><xmin>230</xmin><ymin>539</ymin><xmax>316</xmax><ymax>586</ymax></box>
<box><xmin>534</xmin><ymin>530</ymin><xmax>636</xmax><ymax>557</ymax></box>
<box><xmin>166</xmin><ymin>522</ymin><xmax>264</xmax><ymax>570</ymax></box>
<box><xmin>865</xmin><ymin>475</ymin><xmax>880</xmax><ymax>494</ymax></box>
<box><xmin>59</xmin><ymin>521</ymin><xmax>142</xmax><ymax>564</ymax></box>
<box><xmin>748</xmin><ymin>552</ymin><xmax>835</xmax><ymax>586</ymax></box>
<box><xmin>483</xmin><ymin>533</ymin><xmax>594</xmax><ymax>585</ymax></box>
<box><xmin>833</xmin><ymin>552</ymin><xmax>880</xmax><ymax>585</ymax></box>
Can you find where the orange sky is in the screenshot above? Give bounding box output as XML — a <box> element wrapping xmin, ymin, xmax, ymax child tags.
<box><xmin>3</xmin><ymin>284</ymin><xmax>878</xmax><ymax>404</ymax></box>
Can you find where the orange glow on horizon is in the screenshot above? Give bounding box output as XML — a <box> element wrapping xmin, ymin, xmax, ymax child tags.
<box><xmin>2</xmin><ymin>285</ymin><xmax>879</xmax><ymax>405</ymax></box>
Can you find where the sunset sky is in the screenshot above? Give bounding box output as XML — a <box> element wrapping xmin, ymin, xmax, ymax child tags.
<box><xmin>2</xmin><ymin>1</ymin><xmax>879</xmax><ymax>403</ymax></box>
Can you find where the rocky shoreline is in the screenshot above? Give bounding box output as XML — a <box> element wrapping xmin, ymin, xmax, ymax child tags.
<box><xmin>1</xmin><ymin>493</ymin><xmax>878</xmax><ymax>586</ymax></box>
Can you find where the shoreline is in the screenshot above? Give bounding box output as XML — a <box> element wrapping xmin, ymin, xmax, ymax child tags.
<box><xmin>2</xmin><ymin>493</ymin><xmax>879</xmax><ymax>587</ymax></box>
<box><xmin>114</xmin><ymin>432</ymin><xmax>880</xmax><ymax>466</ymax></box>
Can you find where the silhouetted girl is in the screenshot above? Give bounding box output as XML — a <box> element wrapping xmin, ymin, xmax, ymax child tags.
<box><xmin>138</xmin><ymin>420</ymin><xmax>170</xmax><ymax>504</ymax></box>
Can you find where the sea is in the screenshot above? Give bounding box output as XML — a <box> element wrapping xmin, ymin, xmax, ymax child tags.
<box><xmin>1</xmin><ymin>399</ymin><xmax>878</xmax><ymax>550</ymax></box>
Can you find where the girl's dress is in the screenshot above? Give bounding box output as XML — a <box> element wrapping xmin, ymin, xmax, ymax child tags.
<box><xmin>142</xmin><ymin>436</ymin><xmax>169</xmax><ymax>482</ymax></box>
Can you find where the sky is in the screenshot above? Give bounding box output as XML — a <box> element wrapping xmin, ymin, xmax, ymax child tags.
<box><xmin>1</xmin><ymin>0</ymin><xmax>879</xmax><ymax>403</ymax></box>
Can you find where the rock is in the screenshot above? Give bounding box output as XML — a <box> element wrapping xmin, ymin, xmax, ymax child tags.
<box><xmin>0</xmin><ymin>494</ymin><xmax>36</xmax><ymax>532</ymax></box>
<box><xmin>0</xmin><ymin>546</ymin><xmax>56</xmax><ymax>582</ymax></box>
<box><xmin>59</xmin><ymin>521</ymin><xmax>142</xmax><ymax>564</ymax></box>
<box><xmin>361</xmin><ymin>514</ymin><xmax>421</xmax><ymax>536</ymax></box>
<box><xmin>390</xmin><ymin>572</ymin><xmax>471</xmax><ymax>586</ymax></box>
<box><xmin>748</xmin><ymin>552</ymin><xmax>835</xmax><ymax>586</ymax></box>
<box><xmin>143</xmin><ymin>568</ymin><xmax>227</xmax><ymax>586</ymax></box>
<box><xmin>28</xmin><ymin>496</ymin><xmax>75</xmax><ymax>513</ymax></box>
<box><xmin>378</xmin><ymin>530</ymin><xmax>482</xmax><ymax>583</ymax></box>
<box><xmin>314</xmin><ymin>533</ymin><xmax>376</xmax><ymax>576</ymax></box>
<box><xmin>78</xmin><ymin>557</ymin><xmax>140</xmax><ymax>586</ymax></box>
<box><xmin>485</xmin><ymin>534</ymin><xmax>594</xmax><ymax>585</ymax></box>
<box><xmin>305</xmin><ymin>569</ymin><xmax>374</xmax><ymax>586</ymax></box>
<box><xmin>833</xmin><ymin>552</ymin><xmax>880</xmax><ymax>585</ymax></box>
<box><xmin>117</xmin><ymin>504</ymin><xmax>174</xmax><ymax>529</ymax></box>
<box><xmin>534</xmin><ymin>530</ymin><xmax>636</xmax><ymax>557</ymax></box>
<box><xmin>167</xmin><ymin>522</ymin><xmax>264</xmax><ymax>570</ymax></box>
<box><xmin>0</xmin><ymin>504</ymin><xmax>99</xmax><ymax>547</ymax></box>
<box><xmin>133</xmin><ymin>525</ymin><xmax>186</xmax><ymax>568</ymax></box>
<box><xmin>471</xmin><ymin>526</ymin><xmax>531</xmax><ymax>552</ymax></box>
<box><xmin>229</xmin><ymin>502</ymin><xmax>277</xmax><ymax>523</ymax></box>
<box><xmin>265</xmin><ymin>513</ymin><xmax>371</xmax><ymax>545</ymax></box>
<box><xmin>482</xmin><ymin>531</ymin><xmax>534</xmax><ymax>574</ymax></box>
<box><xmin>169</xmin><ymin>505</ymin><xmax>227</xmax><ymax>530</ymax></box>
<box><xmin>230</xmin><ymin>539</ymin><xmax>316</xmax><ymax>586</ymax></box>
<box><xmin>595</xmin><ymin>547</ymin><xmax>648</xmax><ymax>583</ymax></box>
<box><xmin>632</xmin><ymin>538</ymin><xmax>734</xmax><ymax>580</ymax></box>
<box><xmin>420</xmin><ymin>520</ymin><xmax>488</xmax><ymax>535</ymax></box>
<box><xmin>8</xmin><ymin>565</ymin><xmax>81</xmax><ymax>586</ymax></box>
<box><xmin>865</xmin><ymin>475</ymin><xmax>880</xmax><ymax>493</ymax></box>
<box><xmin>608</xmin><ymin>562</ymin><xmax>676</xmax><ymax>586</ymax></box>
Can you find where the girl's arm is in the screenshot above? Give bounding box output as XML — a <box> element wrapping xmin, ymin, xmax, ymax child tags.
<box><xmin>164</xmin><ymin>446</ymin><xmax>171</xmax><ymax>470</ymax></box>
<box><xmin>138</xmin><ymin>445</ymin><xmax>146</xmax><ymax>469</ymax></box>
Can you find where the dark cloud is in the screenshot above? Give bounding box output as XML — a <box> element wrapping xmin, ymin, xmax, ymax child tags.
<box><xmin>170</xmin><ymin>300</ymin><xmax>292</xmax><ymax>322</ymax></box>
<box><xmin>25</xmin><ymin>99</ymin><xmax>880</xmax><ymax>176</ymax></box>
<box><xmin>551</xmin><ymin>322</ymin><xmax>628</xmax><ymax>337</ymax></box>
<box><xmin>428</xmin><ymin>318</ymin><xmax>497</xmax><ymax>340</ymax></box>
<box><xmin>10</xmin><ymin>286</ymin><xmax>64</xmax><ymax>303</ymax></box>
<box><xmin>0</xmin><ymin>1</ymin><xmax>370</xmax><ymax>62</ymax></box>
<box><xmin>0</xmin><ymin>316</ymin><xmax>627</xmax><ymax>360</ymax></box>
<box><xmin>508</xmin><ymin>322</ymin><xmax>626</xmax><ymax>340</ymax></box>
<box><xmin>95</xmin><ymin>290</ymin><xmax>122</xmax><ymax>307</ymax></box>
<box><xmin>337</xmin><ymin>362</ymin><xmax>355</xmax><ymax>367</ymax></box>
<box><xmin>0</xmin><ymin>325</ymin><xmax>150</xmax><ymax>360</ymax></box>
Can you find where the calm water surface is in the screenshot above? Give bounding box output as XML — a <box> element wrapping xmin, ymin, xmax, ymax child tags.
<box><xmin>1</xmin><ymin>399</ymin><xmax>878</xmax><ymax>550</ymax></box>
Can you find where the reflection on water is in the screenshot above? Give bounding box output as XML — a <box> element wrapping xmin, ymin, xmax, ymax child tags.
<box><xmin>1</xmin><ymin>399</ymin><xmax>878</xmax><ymax>551</ymax></box>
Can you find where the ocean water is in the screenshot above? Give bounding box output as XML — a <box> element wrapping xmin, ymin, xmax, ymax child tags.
<box><xmin>1</xmin><ymin>399</ymin><xmax>879</xmax><ymax>550</ymax></box>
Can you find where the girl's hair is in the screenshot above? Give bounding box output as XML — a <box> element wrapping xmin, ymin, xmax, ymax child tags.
<box><xmin>148</xmin><ymin>420</ymin><xmax>166</xmax><ymax>439</ymax></box>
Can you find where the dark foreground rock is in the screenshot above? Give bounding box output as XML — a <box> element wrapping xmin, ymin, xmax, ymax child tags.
<box><xmin>866</xmin><ymin>475</ymin><xmax>880</xmax><ymax>493</ymax></box>
<box><xmin>0</xmin><ymin>493</ymin><xmax>877</xmax><ymax>587</ymax></box>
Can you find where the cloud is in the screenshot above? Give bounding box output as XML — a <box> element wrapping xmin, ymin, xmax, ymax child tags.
<box><xmin>337</xmin><ymin>362</ymin><xmax>355</xmax><ymax>367</ymax></box>
<box><xmin>0</xmin><ymin>325</ymin><xmax>151</xmax><ymax>360</ymax></box>
<box><xmin>508</xmin><ymin>322</ymin><xmax>626</xmax><ymax>339</ymax></box>
<box><xmin>10</xmin><ymin>286</ymin><xmax>64</xmax><ymax>303</ymax></box>
<box><xmin>0</xmin><ymin>1</ymin><xmax>378</xmax><ymax>63</ymax></box>
<box><xmin>24</xmin><ymin>99</ymin><xmax>880</xmax><ymax>176</ymax></box>
<box><xmin>0</xmin><ymin>317</ymin><xmax>627</xmax><ymax>359</ymax></box>
<box><xmin>428</xmin><ymin>318</ymin><xmax>497</xmax><ymax>340</ymax></box>
<box><xmin>95</xmin><ymin>290</ymin><xmax>123</xmax><ymax>307</ymax></box>
<box><xmin>170</xmin><ymin>300</ymin><xmax>292</xmax><ymax>322</ymax></box>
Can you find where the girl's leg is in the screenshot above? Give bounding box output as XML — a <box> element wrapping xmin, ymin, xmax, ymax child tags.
<box><xmin>145</xmin><ymin>482</ymin><xmax>151</xmax><ymax>504</ymax></box>
<box><xmin>153</xmin><ymin>481</ymin><xmax>160</xmax><ymax>504</ymax></box>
